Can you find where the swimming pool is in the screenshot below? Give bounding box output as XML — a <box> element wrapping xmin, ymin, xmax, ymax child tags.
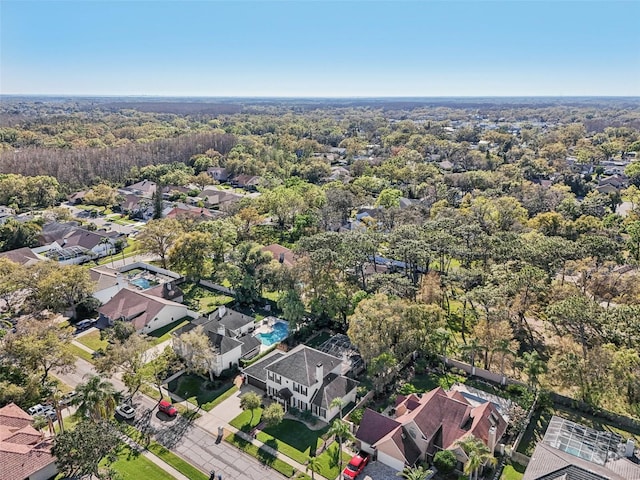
<box><xmin>130</xmin><ymin>277</ymin><xmax>158</xmax><ymax>289</ymax></box>
<box><xmin>256</xmin><ymin>321</ymin><xmax>289</xmax><ymax>346</ymax></box>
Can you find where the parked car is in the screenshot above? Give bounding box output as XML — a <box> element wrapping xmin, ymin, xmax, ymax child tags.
<box><xmin>115</xmin><ymin>403</ymin><xmax>136</xmax><ymax>420</ymax></box>
<box><xmin>28</xmin><ymin>404</ymin><xmax>52</xmax><ymax>416</ymax></box>
<box><xmin>43</xmin><ymin>409</ymin><xmax>58</xmax><ymax>422</ymax></box>
<box><xmin>343</xmin><ymin>451</ymin><xmax>370</xmax><ymax>480</ymax></box>
<box><xmin>74</xmin><ymin>319</ymin><xmax>97</xmax><ymax>333</ymax></box>
<box><xmin>60</xmin><ymin>391</ymin><xmax>79</xmax><ymax>406</ymax></box>
<box><xmin>158</xmin><ymin>400</ymin><xmax>178</xmax><ymax>417</ymax></box>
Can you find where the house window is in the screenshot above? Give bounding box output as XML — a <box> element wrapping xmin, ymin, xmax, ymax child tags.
<box><xmin>301</xmin><ymin>387</ymin><xmax>307</xmax><ymax>396</ymax></box>
<box><xmin>320</xmin><ymin>408</ymin><xmax>326</xmax><ymax>418</ymax></box>
<box><xmin>293</xmin><ymin>383</ymin><xmax>300</xmax><ymax>393</ymax></box>
<box><xmin>276</xmin><ymin>375</ymin><xmax>282</xmax><ymax>385</ymax></box>
<box><xmin>268</xmin><ymin>372</ymin><xmax>274</xmax><ymax>381</ymax></box>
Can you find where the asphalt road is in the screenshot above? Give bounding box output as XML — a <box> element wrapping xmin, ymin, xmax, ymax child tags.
<box><xmin>56</xmin><ymin>358</ymin><xmax>283</xmax><ymax>480</ymax></box>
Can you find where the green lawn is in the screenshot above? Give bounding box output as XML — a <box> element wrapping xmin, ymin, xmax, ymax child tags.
<box><xmin>167</xmin><ymin>373</ymin><xmax>239</xmax><ymax>412</ymax></box>
<box><xmin>148</xmin><ymin>318</ymin><xmax>191</xmax><ymax>346</ymax></box>
<box><xmin>68</xmin><ymin>343</ymin><xmax>95</xmax><ymax>363</ymax></box>
<box><xmin>501</xmin><ymin>463</ymin><xmax>526</xmax><ymax>480</ymax></box>
<box><xmin>230</xmin><ymin>408</ymin><xmax>329</xmax><ymax>465</ymax></box>
<box><xmin>55</xmin><ymin>413</ymin><xmax>82</xmax><ymax>433</ymax></box>
<box><xmin>76</xmin><ymin>330</ymin><xmax>109</xmax><ymax>352</ymax></box>
<box><xmin>313</xmin><ymin>442</ymin><xmax>352</xmax><ymax>480</ymax></box>
<box><xmin>123</xmin><ymin>425</ymin><xmax>208</xmax><ymax>480</ymax></box>
<box><xmin>262</xmin><ymin>290</ymin><xmax>281</xmax><ymax>302</ymax></box>
<box><xmin>181</xmin><ymin>283</ymin><xmax>234</xmax><ymax>314</ymax></box>
<box><xmin>225</xmin><ymin>433</ymin><xmax>296</xmax><ymax>478</ymax></box>
<box><xmin>107</xmin><ymin>445</ymin><xmax>175</xmax><ymax>480</ymax></box>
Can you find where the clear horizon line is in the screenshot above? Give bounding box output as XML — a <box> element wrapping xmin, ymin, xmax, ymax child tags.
<box><xmin>2</xmin><ymin>93</ymin><xmax>640</xmax><ymax>99</ymax></box>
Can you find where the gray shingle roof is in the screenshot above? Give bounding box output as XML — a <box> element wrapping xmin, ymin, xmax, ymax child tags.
<box><xmin>242</xmin><ymin>351</ymin><xmax>285</xmax><ymax>383</ymax></box>
<box><xmin>310</xmin><ymin>373</ymin><xmax>358</xmax><ymax>409</ymax></box>
<box><xmin>265</xmin><ymin>346</ymin><xmax>342</xmax><ymax>387</ymax></box>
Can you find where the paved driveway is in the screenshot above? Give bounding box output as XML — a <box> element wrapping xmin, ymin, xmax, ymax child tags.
<box><xmin>360</xmin><ymin>460</ymin><xmax>403</xmax><ymax>480</ymax></box>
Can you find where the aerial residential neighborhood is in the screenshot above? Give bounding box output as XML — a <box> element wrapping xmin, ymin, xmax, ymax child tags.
<box><xmin>1</xmin><ymin>1</ymin><xmax>640</xmax><ymax>480</ymax></box>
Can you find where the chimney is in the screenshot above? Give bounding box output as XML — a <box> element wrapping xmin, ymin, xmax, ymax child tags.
<box><xmin>279</xmin><ymin>252</ymin><xmax>285</xmax><ymax>264</ymax></box>
<box><xmin>217</xmin><ymin>323</ymin><xmax>226</xmax><ymax>336</ymax></box>
<box><xmin>626</xmin><ymin>438</ymin><xmax>636</xmax><ymax>458</ymax></box>
<box><xmin>488</xmin><ymin>425</ymin><xmax>497</xmax><ymax>454</ymax></box>
<box><xmin>316</xmin><ymin>362</ymin><xmax>323</xmax><ymax>383</ymax></box>
<box><xmin>219</xmin><ymin>305</ymin><xmax>226</xmax><ymax>318</ymax></box>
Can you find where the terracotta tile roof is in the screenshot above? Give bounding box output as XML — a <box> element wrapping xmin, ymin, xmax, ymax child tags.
<box><xmin>0</xmin><ymin>403</ymin><xmax>56</xmax><ymax>480</ymax></box>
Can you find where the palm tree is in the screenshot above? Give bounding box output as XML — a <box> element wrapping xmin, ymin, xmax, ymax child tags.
<box><xmin>306</xmin><ymin>455</ymin><xmax>321</xmax><ymax>480</ymax></box>
<box><xmin>73</xmin><ymin>375</ymin><xmax>120</xmax><ymax>421</ymax></box>
<box><xmin>48</xmin><ymin>389</ymin><xmax>66</xmax><ymax>433</ymax></box>
<box><xmin>454</xmin><ymin>435</ymin><xmax>497</xmax><ymax>480</ymax></box>
<box><xmin>32</xmin><ymin>415</ymin><xmax>48</xmax><ymax>439</ymax></box>
<box><xmin>396</xmin><ymin>465</ymin><xmax>433</xmax><ymax>480</ymax></box>
<box><xmin>330</xmin><ymin>397</ymin><xmax>345</xmax><ymax>419</ymax></box>
<box><xmin>327</xmin><ymin>418</ymin><xmax>354</xmax><ymax>475</ymax></box>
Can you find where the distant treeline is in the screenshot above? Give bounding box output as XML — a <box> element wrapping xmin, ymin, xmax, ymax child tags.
<box><xmin>0</xmin><ymin>131</ymin><xmax>236</xmax><ymax>190</ymax></box>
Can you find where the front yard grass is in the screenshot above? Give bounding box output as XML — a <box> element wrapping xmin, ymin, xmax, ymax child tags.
<box><xmin>225</xmin><ymin>432</ymin><xmax>295</xmax><ymax>478</ymax></box>
<box><xmin>106</xmin><ymin>445</ymin><xmax>175</xmax><ymax>480</ymax></box>
<box><xmin>123</xmin><ymin>425</ymin><xmax>208</xmax><ymax>480</ymax></box>
<box><xmin>313</xmin><ymin>442</ymin><xmax>352</xmax><ymax>480</ymax></box>
<box><xmin>147</xmin><ymin>317</ymin><xmax>191</xmax><ymax>346</ymax></box>
<box><xmin>76</xmin><ymin>330</ymin><xmax>109</xmax><ymax>352</ymax></box>
<box><xmin>167</xmin><ymin>373</ymin><xmax>238</xmax><ymax>412</ymax></box>
<box><xmin>68</xmin><ymin>343</ymin><xmax>95</xmax><ymax>363</ymax></box>
<box><xmin>230</xmin><ymin>408</ymin><xmax>329</xmax><ymax>465</ymax></box>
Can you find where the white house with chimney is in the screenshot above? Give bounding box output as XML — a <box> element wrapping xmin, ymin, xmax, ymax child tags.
<box><xmin>243</xmin><ymin>345</ymin><xmax>358</xmax><ymax>422</ymax></box>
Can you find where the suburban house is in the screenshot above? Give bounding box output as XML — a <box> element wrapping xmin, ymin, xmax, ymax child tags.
<box><xmin>165</xmin><ymin>204</ymin><xmax>219</xmax><ymax>220</ymax></box>
<box><xmin>355</xmin><ymin>386</ymin><xmax>508</xmax><ymax>472</ymax></box>
<box><xmin>231</xmin><ymin>174</ymin><xmax>262</xmax><ymax>191</ymax></box>
<box><xmin>200</xmin><ymin>187</ymin><xmax>244</xmax><ymax>209</ymax></box>
<box><xmin>242</xmin><ymin>345</ymin><xmax>358</xmax><ymax>422</ymax></box>
<box><xmin>116</xmin><ymin>193</ymin><xmax>152</xmax><ymax>219</ymax></box>
<box><xmin>98</xmin><ymin>287</ymin><xmax>190</xmax><ymax>334</ymax></box>
<box><xmin>0</xmin><ymin>247</ymin><xmax>45</xmax><ymax>266</ymax></box>
<box><xmin>122</xmin><ymin>179</ymin><xmax>157</xmax><ymax>198</ymax></box>
<box><xmin>0</xmin><ymin>403</ymin><xmax>58</xmax><ymax>480</ymax></box>
<box><xmin>523</xmin><ymin>416</ymin><xmax>639</xmax><ymax>480</ymax></box>
<box><xmin>67</xmin><ymin>190</ymin><xmax>87</xmax><ymax>204</ymax></box>
<box><xmin>261</xmin><ymin>244</ymin><xmax>297</xmax><ymax>268</ymax></box>
<box><xmin>595</xmin><ymin>174</ymin><xmax>628</xmax><ymax>195</ymax></box>
<box><xmin>207</xmin><ymin>167</ymin><xmax>230</xmax><ymax>182</ymax></box>
<box><xmin>172</xmin><ymin>308</ymin><xmax>261</xmax><ymax>377</ymax></box>
<box><xmin>33</xmin><ymin>228</ymin><xmax>120</xmax><ymax>265</ymax></box>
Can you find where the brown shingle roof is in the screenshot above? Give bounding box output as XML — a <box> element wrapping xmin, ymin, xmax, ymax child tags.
<box><xmin>261</xmin><ymin>244</ymin><xmax>296</xmax><ymax>267</ymax></box>
<box><xmin>98</xmin><ymin>287</ymin><xmax>184</xmax><ymax>330</ymax></box>
<box><xmin>0</xmin><ymin>247</ymin><xmax>42</xmax><ymax>266</ymax></box>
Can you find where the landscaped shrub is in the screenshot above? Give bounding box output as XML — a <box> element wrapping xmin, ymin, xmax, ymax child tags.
<box><xmin>349</xmin><ymin>408</ymin><xmax>364</xmax><ymax>426</ymax></box>
<box><xmin>433</xmin><ymin>449</ymin><xmax>456</xmax><ymax>474</ymax></box>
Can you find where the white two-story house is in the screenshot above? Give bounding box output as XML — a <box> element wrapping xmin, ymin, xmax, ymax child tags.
<box><xmin>172</xmin><ymin>309</ymin><xmax>261</xmax><ymax>378</ymax></box>
<box><xmin>244</xmin><ymin>345</ymin><xmax>358</xmax><ymax>422</ymax></box>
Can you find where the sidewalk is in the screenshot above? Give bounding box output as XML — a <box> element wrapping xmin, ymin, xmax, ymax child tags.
<box><xmin>120</xmin><ymin>433</ymin><xmax>191</xmax><ymax>480</ymax></box>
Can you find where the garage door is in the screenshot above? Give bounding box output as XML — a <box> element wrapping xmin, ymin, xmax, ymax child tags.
<box><xmin>247</xmin><ymin>375</ymin><xmax>266</xmax><ymax>391</ymax></box>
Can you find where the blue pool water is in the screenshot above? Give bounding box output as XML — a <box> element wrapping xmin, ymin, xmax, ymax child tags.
<box><xmin>256</xmin><ymin>321</ymin><xmax>289</xmax><ymax>346</ymax></box>
<box><xmin>130</xmin><ymin>277</ymin><xmax>158</xmax><ymax>289</ymax></box>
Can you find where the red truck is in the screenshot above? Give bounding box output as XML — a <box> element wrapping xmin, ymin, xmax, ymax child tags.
<box><xmin>158</xmin><ymin>400</ymin><xmax>178</xmax><ymax>417</ymax></box>
<box><xmin>342</xmin><ymin>451</ymin><xmax>370</xmax><ymax>479</ymax></box>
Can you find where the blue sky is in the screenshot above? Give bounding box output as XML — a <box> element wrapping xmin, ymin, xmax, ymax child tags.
<box><xmin>1</xmin><ymin>1</ymin><xmax>639</xmax><ymax>97</ymax></box>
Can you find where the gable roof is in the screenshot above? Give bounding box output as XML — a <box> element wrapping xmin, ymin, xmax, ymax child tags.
<box><xmin>265</xmin><ymin>345</ymin><xmax>343</xmax><ymax>387</ymax></box>
<box><xmin>98</xmin><ymin>287</ymin><xmax>184</xmax><ymax>330</ymax></box>
<box><xmin>242</xmin><ymin>351</ymin><xmax>286</xmax><ymax>383</ymax></box>
<box><xmin>39</xmin><ymin>221</ymin><xmax>81</xmax><ymax>245</ymax></box>
<box><xmin>126</xmin><ymin>179</ymin><xmax>157</xmax><ymax>196</ymax></box>
<box><xmin>311</xmin><ymin>373</ymin><xmax>358</xmax><ymax>409</ymax></box>
<box><xmin>63</xmin><ymin>229</ymin><xmax>112</xmax><ymax>250</ymax></box>
<box><xmin>0</xmin><ymin>247</ymin><xmax>43</xmax><ymax>266</ymax></box>
<box><xmin>0</xmin><ymin>403</ymin><xmax>56</xmax><ymax>480</ymax></box>
<box><xmin>356</xmin><ymin>387</ymin><xmax>508</xmax><ymax>468</ymax></box>
<box><xmin>209</xmin><ymin>307</ymin><xmax>255</xmax><ymax>332</ymax></box>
